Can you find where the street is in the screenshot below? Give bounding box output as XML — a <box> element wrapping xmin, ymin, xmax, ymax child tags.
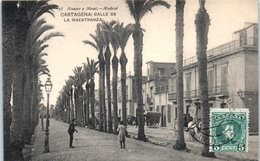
<box><xmin>29</xmin><ymin>119</ymin><xmax>221</xmax><ymax>161</ymax></box>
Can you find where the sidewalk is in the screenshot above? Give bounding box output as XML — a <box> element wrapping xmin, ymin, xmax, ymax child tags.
<box><xmin>127</xmin><ymin>125</ymin><xmax>258</xmax><ymax>161</ymax></box>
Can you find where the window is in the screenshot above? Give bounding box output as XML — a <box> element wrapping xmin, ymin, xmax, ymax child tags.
<box><xmin>156</xmin><ymin>106</ymin><xmax>160</xmax><ymax>112</ymax></box>
<box><xmin>126</xmin><ymin>85</ymin><xmax>128</xmax><ymax>99</ymax></box>
<box><xmin>175</xmin><ymin>107</ymin><xmax>177</xmax><ymax>119</ymax></box>
<box><xmin>167</xmin><ymin>105</ymin><xmax>171</xmax><ymax>123</ymax></box>
<box><xmin>220</xmin><ymin>65</ymin><xmax>228</xmax><ymax>93</ymax></box>
<box><xmin>208</xmin><ymin>69</ymin><xmax>214</xmax><ymax>95</ymax></box>
<box><xmin>185</xmin><ymin>73</ymin><xmax>191</xmax><ymax>97</ymax></box>
<box><xmin>157</xmin><ymin>68</ymin><xmax>165</xmax><ymax>76</ymax></box>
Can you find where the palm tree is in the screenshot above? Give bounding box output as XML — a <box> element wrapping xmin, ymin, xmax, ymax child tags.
<box><xmin>10</xmin><ymin>1</ymin><xmax>58</xmax><ymax>159</ymax></box>
<box><xmin>112</xmin><ymin>22</ymin><xmax>135</xmax><ymax>126</ymax></box>
<box><xmin>64</xmin><ymin>79</ymin><xmax>72</xmax><ymax>121</ymax></box>
<box><xmin>68</xmin><ymin>76</ymin><xmax>75</xmax><ymax>120</ymax></box>
<box><xmin>101</xmin><ymin>20</ymin><xmax>117</xmax><ymax>133</ymax></box>
<box><xmin>11</xmin><ymin>7</ymin><xmax>30</xmax><ymax>160</ymax></box>
<box><xmin>83</xmin><ymin>61</ymin><xmax>90</xmax><ymax>126</ymax></box>
<box><xmin>195</xmin><ymin>0</ymin><xmax>215</xmax><ymax>157</ymax></box>
<box><xmin>86</xmin><ymin>58</ymin><xmax>99</xmax><ymax>129</ymax></box>
<box><xmin>83</xmin><ymin>25</ymin><xmax>105</xmax><ymax>131</ymax></box>
<box><xmin>73</xmin><ymin>66</ymin><xmax>85</xmax><ymax>126</ymax></box>
<box><xmin>3</xmin><ymin>2</ymin><xmax>17</xmax><ymax>160</ymax></box>
<box><xmin>108</xmin><ymin>22</ymin><xmax>121</xmax><ymax>133</ymax></box>
<box><xmin>125</xmin><ymin>0</ymin><xmax>170</xmax><ymax>141</ymax></box>
<box><xmin>23</xmin><ymin>18</ymin><xmax>61</xmax><ymax>143</ymax></box>
<box><xmin>172</xmin><ymin>0</ymin><xmax>186</xmax><ymax>150</ymax></box>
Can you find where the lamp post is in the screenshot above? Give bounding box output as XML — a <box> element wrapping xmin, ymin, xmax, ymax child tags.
<box><xmin>44</xmin><ymin>78</ymin><xmax>53</xmax><ymax>153</ymax></box>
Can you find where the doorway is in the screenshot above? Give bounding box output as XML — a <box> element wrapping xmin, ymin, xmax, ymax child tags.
<box><xmin>161</xmin><ymin>106</ymin><xmax>166</xmax><ymax>127</ymax></box>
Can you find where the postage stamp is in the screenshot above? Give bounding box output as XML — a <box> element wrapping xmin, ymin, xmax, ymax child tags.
<box><xmin>210</xmin><ymin>108</ymin><xmax>249</xmax><ymax>152</ymax></box>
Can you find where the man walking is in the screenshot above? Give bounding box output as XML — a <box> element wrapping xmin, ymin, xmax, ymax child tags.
<box><xmin>67</xmin><ymin>119</ymin><xmax>78</xmax><ymax>148</ymax></box>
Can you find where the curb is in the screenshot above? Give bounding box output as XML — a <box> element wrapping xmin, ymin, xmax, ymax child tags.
<box><xmin>127</xmin><ymin>131</ymin><xmax>257</xmax><ymax>161</ymax></box>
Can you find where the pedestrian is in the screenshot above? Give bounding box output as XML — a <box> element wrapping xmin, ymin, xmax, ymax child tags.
<box><xmin>117</xmin><ymin>121</ymin><xmax>127</xmax><ymax>149</ymax></box>
<box><xmin>67</xmin><ymin>118</ymin><xmax>78</xmax><ymax>148</ymax></box>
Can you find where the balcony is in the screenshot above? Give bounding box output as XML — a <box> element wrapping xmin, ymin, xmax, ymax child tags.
<box><xmin>183</xmin><ymin>38</ymin><xmax>257</xmax><ymax>67</ymax></box>
<box><xmin>155</xmin><ymin>84</ymin><xmax>168</xmax><ymax>93</ymax></box>
<box><xmin>169</xmin><ymin>85</ymin><xmax>229</xmax><ymax>101</ymax></box>
<box><xmin>168</xmin><ymin>93</ymin><xmax>176</xmax><ymax>101</ymax></box>
<box><xmin>148</xmin><ymin>75</ymin><xmax>171</xmax><ymax>81</ymax></box>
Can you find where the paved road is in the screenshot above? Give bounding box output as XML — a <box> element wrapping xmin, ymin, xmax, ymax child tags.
<box><xmin>30</xmin><ymin>119</ymin><xmax>221</xmax><ymax>161</ymax></box>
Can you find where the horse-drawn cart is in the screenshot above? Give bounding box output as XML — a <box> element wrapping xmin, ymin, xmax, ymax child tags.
<box><xmin>144</xmin><ymin>111</ymin><xmax>161</xmax><ymax>128</ymax></box>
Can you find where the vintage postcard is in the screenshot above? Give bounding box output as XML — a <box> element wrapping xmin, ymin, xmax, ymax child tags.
<box><xmin>2</xmin><ymin>0</ymin><xmax>258</xmax><ymax>161</ymax></box>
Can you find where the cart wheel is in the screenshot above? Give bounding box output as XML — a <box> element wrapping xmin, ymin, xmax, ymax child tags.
<box><xmin>148</xmin><ymin>118</ymin><xmax>156</xmax><ymax>128</ymax></box>
<box><xmin>154</xmin><ymin>122</ymin><xmax>159</xmax><ymax>128</ymax></box>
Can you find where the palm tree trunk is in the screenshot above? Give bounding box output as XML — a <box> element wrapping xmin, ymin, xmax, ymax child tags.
<box><xmin>173</xmin><ymin>0</ymin><xmax>186</xmax><ymax>150</ymax></box>
<box><xmin>98</xmin><ymin>52</ymin><xmax>104</xmax><ymax>131</ymax></box>
<box><xmin>195</xmin><ymin>2</ymin><xmax>215</xmax><ymax>157</ymax></box>
<box><xmin>22</xmin><ymin>68</ymin><xmax>32</xmax><ymax>144</ymax></box>
<box><xmin>112</xmin><ymin>55</ymin><xmax>119</xmax><ymax>133</ymax></box>
<box><xmin>74</xmin><ymin>89</ymin><xmax>79</xmax><ymax>124</ymax></box>
<box><xmin>31</xmin><ymin>75</ymin><xmax>38</xmax><ymax>132</ymax></box>
<box><xmin>67</xmin><ymin>94</ymin><xmax>71</xmax><ymax>123</ymax></box>
<box><xmin>10</xmin><ymin>8</ymin><xmax>29</xmax><ymax>160</ymax></box>
<box><xmin>78</xmin><ymin>87</ymin><xmax>84</xmax><ymax>126</ymax></box>
<box><xmin>103</xmin><ymin>60</ymin><xmax>107</xmax><ymax>132</ymax></box>
<box><xmin>85</xmin><ymin>82</ymin><xmax>90</xmax><ymax>126</ymax></box>
<box><xmin>90</xmin><ymin>79</ymin><xmax>96</xmax><ymax>129</ymax></box>
<box><xmin>3</xmin><ymin>2</ymin><xmax>16</xmax><ymax>159</ymax></box>
<box><xmin>133</xmin><ymin>23</ymin><xmax>146</xmax><ymax>141</ymax></box>
<box><xmin>70</xmin><ymin>88</ymin><xmax>74</xmax><ymax>119</ymax></box>
<box><xmin>105</xmin><ymin>46</ymin><xmax>112</xmax><ymax>133</ymax></box>
<box><xmin>11</xmin><ymin>55</ymin><xmax>25</xmax><ymax>161</ymax></box>
<box><xmin>120</xmin><ymin>51</ymin><xmax>128</xmax><ymax>126</ymax></box>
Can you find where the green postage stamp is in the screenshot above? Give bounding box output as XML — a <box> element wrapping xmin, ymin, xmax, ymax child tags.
<box><xmin>210</xmin><ymin>108</ymin><xmax>249</xmax><ymax>152</ymax></box>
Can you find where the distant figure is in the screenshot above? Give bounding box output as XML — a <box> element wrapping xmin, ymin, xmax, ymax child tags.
<box><xmin>117</xmin><ymin>121</ymin><xmax>127</xmax><ymax>149</ymax></box>
<box><xmin>67</xmin><ymin>119</ymin><xmax>78</xmax><ymax>148</ymax></box>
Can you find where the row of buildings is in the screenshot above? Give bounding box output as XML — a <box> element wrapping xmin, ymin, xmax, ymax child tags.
<box><xmin>115</xmin><ymin>23</ymin><xmax>258</xmax><ymax>133</ymax></box>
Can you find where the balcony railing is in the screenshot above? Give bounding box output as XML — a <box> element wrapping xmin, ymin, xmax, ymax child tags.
<box><xmin>183</xmin><ymin>37</ymin><xmax>257</xmax><ymax>67</ymax></box>
<box><xmin>155</xmin><ymin>84</ymin><xmax>168</xmax><ymax>93</ymax></box>
<box><xmin>148</xmin><ymin>75</ymin><xmax>171</xmax><ymax>81</ymax></box>
<box><xmin>169</xmin><ymin>85</ymin><xmax>229</xmax><ymax>101</ymax></box>
<box><xmin>168</xmin><ymin>93</ymin><xmax>176</xmax><ymax>100</ymax></box>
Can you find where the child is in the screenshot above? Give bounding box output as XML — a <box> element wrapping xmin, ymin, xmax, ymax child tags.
<box><xmin>117</xmin><ymin>121</ymin><xmax>127</xmax><ymax>148</ymax></box>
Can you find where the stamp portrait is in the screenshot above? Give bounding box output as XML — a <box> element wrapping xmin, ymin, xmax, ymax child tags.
<box><xmin>210</xmin><ymin>108</ymin><xmax>249</xmax><ymax>152</ymax></box>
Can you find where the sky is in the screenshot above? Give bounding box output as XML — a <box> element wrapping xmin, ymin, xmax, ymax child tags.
<box><xmin>40</xmin><ymin>0</ymin><xmax>258</xmax><ymax>105</ymax></box>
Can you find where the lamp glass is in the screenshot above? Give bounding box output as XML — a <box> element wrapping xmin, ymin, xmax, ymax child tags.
<box><xmin>45</xmin><ymin>78</ymin><xmax>53</xmax><ymax>93</ymax></box>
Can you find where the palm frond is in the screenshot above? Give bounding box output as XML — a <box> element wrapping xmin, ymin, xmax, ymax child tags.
<box><xmin>140</xmin><ymin>0</ymin><xmax>170</xmax><ymax>19</ymax></box>
<box><xmin>41</xmin><ymin>32</ymin><xmax>64</xmax><ymax>43</ymax></box>
<box><xmin>83</xmin><ymin>40</ymin><xmax>98</xmax><ymax>51</ymax></box>
<box><xmin>126</xmin><ymin>0</ymin><xmax>136</xmax><ymax>19</ymax></box>
<box><xmin>31</xmin><ymin>24</ymin><xmax>54</xmax><ymax>45</ymax></box>
<box><xmin>32</xmin><ymin>4</ymin><xmax>59</xmax><ymax>21</ymax></box>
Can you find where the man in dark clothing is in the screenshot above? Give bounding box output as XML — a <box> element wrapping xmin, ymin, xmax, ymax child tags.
<box><xmin>67</xmin><ymin>119</ymin><xmax>78</xmax><ymax>148</ymax></box>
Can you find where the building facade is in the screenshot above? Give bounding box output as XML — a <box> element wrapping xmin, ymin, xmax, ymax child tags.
<box><xmin>117</xmin><ymin>75</ymin><xmax>147</xmax><ymax>119</ymax></box>
<box><xmin>168</xmin><ymin>23</ymin><xmax>258</xmax><ymax>132</ymax></box>
<box><xmin>142</xmin><ymin>61</ymin><xmax>175</xmax><ymax>127</ymax></box>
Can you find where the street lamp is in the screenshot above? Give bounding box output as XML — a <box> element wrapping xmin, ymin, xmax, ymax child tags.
<box><xmin>44</xmin><ymin>77</ymin><xmax>53</xmax><ymax>153</ymax></box>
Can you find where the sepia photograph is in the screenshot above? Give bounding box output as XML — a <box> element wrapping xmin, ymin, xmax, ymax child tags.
<box><xmin>2</xmin><ymin>0</ymin><xmax>258</xmax><ymax>160</ymax></box>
